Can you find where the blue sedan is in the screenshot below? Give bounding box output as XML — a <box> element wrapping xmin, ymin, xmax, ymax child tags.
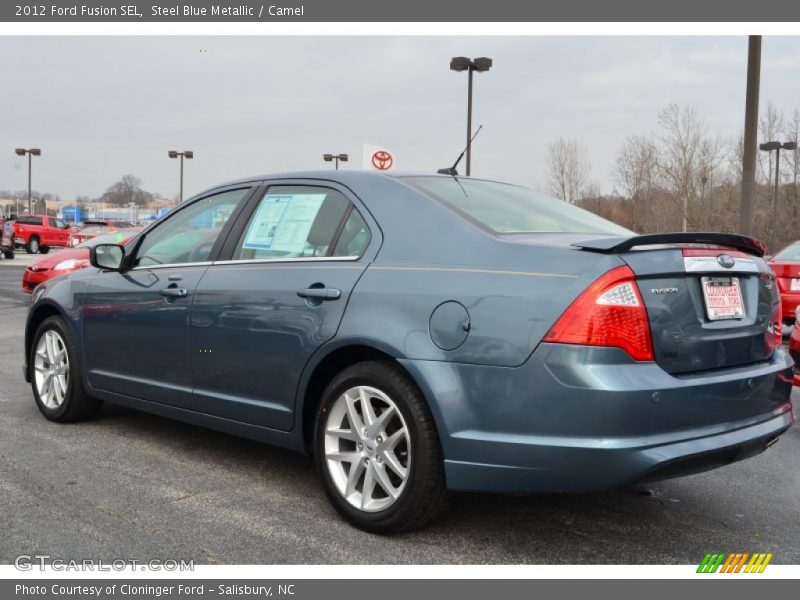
<box><xmin>23</xmin><ymin>171</ymin><xmax>793</xmax><ymax>533</ymax></box>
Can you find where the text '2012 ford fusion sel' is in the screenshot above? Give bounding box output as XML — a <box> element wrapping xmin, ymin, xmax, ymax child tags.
<box><xmin>23</xmin><ymin>172</ymin><xmax>793</xmax><ymax>533</ymax></box>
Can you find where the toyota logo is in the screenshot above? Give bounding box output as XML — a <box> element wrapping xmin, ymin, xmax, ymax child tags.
<box><xmin>717</xmin><ymin>254</ymin><xmax>736</xmax><ymax>269</ymax></box>
<box><xmin>371</xmin><ymin>150</ymin><xmax>393</xmax><ymax>170</ymax></box>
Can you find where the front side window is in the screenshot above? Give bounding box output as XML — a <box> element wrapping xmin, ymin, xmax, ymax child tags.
<box><xmin>50</xmin><ymin>218</ymin><xmax>67</xmax><ymax>229</ymax></box>
<box><xmin>232</xmin><ymin>186</ymin><xmax>355</xmax><ymax>260</ymax></box>
<box><xmin>135</xmin><ymin>188</ymin><xmax>249</xmax><ymax>267</ymax></box>
<box><xmin>405</xmin><ymin>177</ymin><xmax>633</xmax><ymax>236</ymax></box>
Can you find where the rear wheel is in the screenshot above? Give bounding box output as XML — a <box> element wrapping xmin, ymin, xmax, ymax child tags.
<box><xmin>26</xmin><ymin>236</ymin><xmax>39</xmax><ymax>254</ymax></box>
<box><xmin>30</xmin><ymin>316</ymin><xmax>101</xmax><ymax>422</ymax></box>
<box><xmin>314</xmin><ymin>360</ymin><xmax>447</xmax><ymax>534</ymax></box>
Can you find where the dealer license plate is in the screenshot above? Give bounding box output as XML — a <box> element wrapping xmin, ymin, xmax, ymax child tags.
<box><xmin>701</xmin><ymin>276</ymin><xmax>745</xmax><ymax>320</ymax></box>
<box><xmin>791</xmin><ymin>278</ymin><xmax>800</xmax><ymax>291</ymax></box>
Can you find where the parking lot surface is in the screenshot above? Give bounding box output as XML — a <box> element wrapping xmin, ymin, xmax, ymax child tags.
<box><xmin>0</xmin><ymin>266</ymin><xmax>798</xmax><ymax>564</ymax></box>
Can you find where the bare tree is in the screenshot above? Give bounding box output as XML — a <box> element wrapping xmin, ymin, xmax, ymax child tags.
<box><xmin>784</xmin><ymin>106</ymin><xmax>800</xmax><ymax>201</ymax></box>
<box><xmin>657</xmin><ymin>104</ymin><xmax>725</xmax><ymax>231</ymax></box>
<box><xmin>612</xmin><ymin>135</ymin><xmax>659</xmax><ymax>230</ymax></box>
<box><xmin>546</xmin><ymin>137</ymin><xmax>590</xmax><ymax>204</ymax></box>
<box><xmin>758</xmin><ymin>102</ymin><xmax>785</xmax><ymax>184</ymax></box>
<box><xmin>101</xmin><ymin>175</ymin><xmax>154</xmax><ymax>207</ymax></box>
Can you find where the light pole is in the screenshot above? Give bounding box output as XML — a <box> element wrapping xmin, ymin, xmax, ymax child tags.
<box><xmin>323</xmin><ymin>153</ymin><xmax>348</xmax><ymax>170</ymax></box>
<box><xmin>14</xmin><ymin>148</ymin><xmax>41</xmax><ymax>214</ymax></box>
<box><xmin>760</xmin><ymin>140</ymin><xmax>798</xmax><ymax>251</ymax></box>
<box><xmin>449</xmin><ymin>56</ymin><xmax>492</xmax><ymax>176</ymax></box>
<box><xmin>168</xmin><ymin>150</ymin><xmax>194</xmax><ymax>203</ymax></box>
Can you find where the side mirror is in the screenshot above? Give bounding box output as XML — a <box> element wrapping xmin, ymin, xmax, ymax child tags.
<box><xmin>90</xmin><ymin>244</ymin><xmax>125</xmax><ymax>271</ymax></box>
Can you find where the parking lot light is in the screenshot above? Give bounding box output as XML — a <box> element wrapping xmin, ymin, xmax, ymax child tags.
<box><xmin>449</xmin><ymin>56</ymin><xmax>492</xmax><ymax>176</ymax></box>
<box><xmin>323</xmin><ymin>153</ymin><xmax>349</xmax><ymax>170</ymax></box>
<box><xmin>760</xmin><ymin>140</ymin><xmax>798</xmax><ymax>251</ymax></box>
<box><xmin>14</xmin><ymin>147</ymin><xmax>42</xmax><ymax>214</ymax></box>
<box><xmin>169</xmin><ymin>150</ymin><xmax>194</xmax><ymax>203</ymax></box>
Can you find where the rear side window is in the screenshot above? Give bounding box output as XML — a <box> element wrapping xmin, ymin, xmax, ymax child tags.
<box><xmin>19</xmin><ymin>216</ymin><xmax>43</xmax><ymax>225</ymax></box>
<box><xmin>333</xmin><ymin>209</ymin><xmax>371</xmax><ymax>257</ymax></box>
<box><xmin>232</xmin><ymin>186</ymin><xmax>358</xmax><ymax>260</ymax></box>
<box><xmin>405</xmin><ymin>177</ymin><xmax>633</xmax><ymax>236</ymax></box>
<box><xmin>773</xmin><ymin>244</ymin><xmax>800</xmax><ymax>262</ymax></box>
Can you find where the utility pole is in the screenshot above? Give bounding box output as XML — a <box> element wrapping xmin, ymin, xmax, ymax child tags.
<box><xmin>739</xmin><ymin>35</ymin><xmax>761</xmax><ymax>236</ymax></box>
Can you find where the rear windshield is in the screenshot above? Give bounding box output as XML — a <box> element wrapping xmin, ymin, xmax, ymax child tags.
<box><xmin>773</xmin><ymin>244</ymin><xmax>800</xmax><ymax>262</ymax></box>
<box><xmin>405</xmin><ymin>177</ymin><xmax>632</xmax><ymax>236</ymax></box>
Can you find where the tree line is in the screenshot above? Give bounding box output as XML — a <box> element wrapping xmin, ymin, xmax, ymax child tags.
<box><xmin>1</xmin><ymin>174</ymin><xmax>161</xmax><ymax>217</ymax></box>
<box><xmin>546</xmin><ymin>102</ymin><xmax>800</xmax><ymax>252</ymax></box>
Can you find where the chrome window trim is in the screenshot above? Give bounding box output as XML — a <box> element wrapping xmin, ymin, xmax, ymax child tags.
<box><xmin>127</xmin><ymin>256</ymin><xmax>361</xmax><ymax>271</ymax></box>
<box><xmin>684</xmin><ymin>256</ymin><xmax>760</xmax><ymax>274</ymax></box>
<box><xmin>212</xmin><ymin>256</ymin><xmax>360</xmax><ymax>266</ymax></box>
<box><xmin>130</xmin><ymin>261</ymin><xmax>214</xmax><ymax>271</ymax></box>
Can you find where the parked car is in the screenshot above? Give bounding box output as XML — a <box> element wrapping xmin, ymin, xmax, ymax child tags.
<box><xmin>14</xmin><ymin>214</ymin><xmax>76</xmax><ymax>254</ymax></box>
<box><xmin>82</xmin><ymin>219</ymin><xmax>134</xmax><ymax>228</ymax></box>
<box><xmin>22</xmin><ymin>228</ymin><xmax>141</xmax><ymax>293</ymax></box>
<box><xmin>789</xmin><ymin>318</ymin><xmax>800</xmax><ymax>386</ymax></box>
<box><xmin>0</xmin><ymin>206</ymin><xmax>14</xmax><ymax>259</ymax></box>
<box><xmin>768</xmin><ymin>241</ymin><xmax>800</xmax><ymax>328</ymax></box>
<box><xmin>69</xmin><ymin>224</ymin><xmax>123</xmax><ymax>247</ymax></box>
<box><xmin>22</xmin><ymin>172</ymin><xmax>793</xmax><ymax>533</ymax></box>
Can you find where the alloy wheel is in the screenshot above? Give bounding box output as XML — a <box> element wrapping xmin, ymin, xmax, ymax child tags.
<box><xmin>34</xmin><ymin>329</ymin><xmax>70</xmax><ymax>409</ymax></box>
<box><xmin>324</xmin><ymin>385</ymin><xmax>411</xmax><ymax>512</ymax></box>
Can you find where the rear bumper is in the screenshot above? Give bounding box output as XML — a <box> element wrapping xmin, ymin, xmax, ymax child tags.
<box><xmin>22</xmin><ymin>269</ymin><xmax>48</xmax><ymax>293</ymax></box>
<box><xmin>400</xmin><ymin>344</ymin><xmax>794</xmax><ymax>494</ymax></box>
<box><xmin>443</xmin><ymin>408</ymin><xmax>792</xmax><ymax>493</ymax></box>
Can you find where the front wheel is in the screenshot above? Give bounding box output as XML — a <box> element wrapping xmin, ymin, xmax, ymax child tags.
<box><xmin>30</xmin><ymin>316</ymin><xmax>101</xmax><ymax>422</ymax></box>
<box><xmin>314</xmin><ymin>360</ymin><xmax>447</xmax><ymax>534</ymax></box>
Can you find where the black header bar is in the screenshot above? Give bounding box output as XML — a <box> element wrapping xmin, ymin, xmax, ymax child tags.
<box><xmin>3</xmin><ymin>0</ymin><xmax>800</xmax><ymax>22</ymax></box>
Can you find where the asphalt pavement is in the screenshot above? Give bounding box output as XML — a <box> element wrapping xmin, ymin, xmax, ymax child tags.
<box><xmin>0</xmin><ymin>266</ymin><xmax>798</xmax><ymax>565</ymax></box>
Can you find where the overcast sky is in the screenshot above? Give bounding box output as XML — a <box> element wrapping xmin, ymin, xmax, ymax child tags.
<box><xmin>1</xmin><ymin>36</ymin><xmax>799</xmax><ymax>200</ymax></box>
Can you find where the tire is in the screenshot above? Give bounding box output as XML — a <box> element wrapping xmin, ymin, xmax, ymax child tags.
<box><xmin>26</xmin><ymin>236</ymin><xmax>39</xmax><ymax>254</ymax></box>
<box><xmin>30</xmin><ymin>316</ymin><xmax>101</xmax><ymax>423</ymax></box>
<box><xmin>39</xmin><ymin>246</ymin><xmax>50</xmax><ymax>254</ymax></box>
<box><xmin>2</xmin><ymin>249</ymin><xmax>12</xmax><ymax>259</ymax></box>
<box><xmin>314</xmin><ymin>360</ymin><xmax>447</xmax><ymax>534</ymax></box>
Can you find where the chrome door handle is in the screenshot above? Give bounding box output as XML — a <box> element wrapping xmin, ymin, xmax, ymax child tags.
<box><xmin>297</xmin><ymin>287</ymin><xmax>341</xmax><ymax>300</ymax></box>
<box><xmin>159</xmin><ymin>287</ymin><xmax>188</xmax><ymax>298</ymax></box>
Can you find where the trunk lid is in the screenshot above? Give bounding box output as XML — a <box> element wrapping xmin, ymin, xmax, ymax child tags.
<box><xmin>573</xmin><ymin>233</ymin><xmax>780</xmax><ymax>375</ymax></box>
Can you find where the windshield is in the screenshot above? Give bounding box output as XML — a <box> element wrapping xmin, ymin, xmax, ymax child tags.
<box><xmin>78</xmin><ymin>230</ymin><xmax>139</xmax><ymax>249</ymax></box>
<box><xmin>773</xmin><ymin>243</ymin><xmax>800</xmax><ymax>262</ymax></box>
<box><xmin>405</xmin><ymin>177</ymin><xmax>633</xmax><ymax>236</ymax></box>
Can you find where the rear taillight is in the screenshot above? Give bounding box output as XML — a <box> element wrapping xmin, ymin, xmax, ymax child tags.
<box><xmin>766</xmin><ymin>301</ymin><xmax>782</xmax><ymax>354</ymax></box>
<box><xmin>543</xmin><ymin>265</ymin><xmax>654</xmax><ymax>361</ymax></box>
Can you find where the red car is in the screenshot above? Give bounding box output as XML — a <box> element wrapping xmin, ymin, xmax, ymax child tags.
<box><xmin>0</xmin><ymin>206</ymin><xmax>14</xmax><ymax>259</ymax></box>
<box><xmin>14</xmin><ymin>214</ymin><xmax>76</xmax><ymax>254</ymax></box>
<box><xmin>768</xmin><ymin>241</ymin><xmax>800</xmax><ymax>327</ymax></box>
<box><xmin>22</xmin><ymin>228</ymin><xmax>141</xmax><ymax>293</ymax></box>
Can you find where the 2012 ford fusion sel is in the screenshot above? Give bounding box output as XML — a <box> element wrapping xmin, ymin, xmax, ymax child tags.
<box><xmin>23</xmin><ymin>171</ymin><xmax>794</xmax><ymax>533</ymax></box>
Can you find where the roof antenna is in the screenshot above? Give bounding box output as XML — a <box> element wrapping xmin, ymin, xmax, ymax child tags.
<box><xmin>437</xmin><ymin>125</ymin><xmax>483</xmax><ymax>176</ymax></box>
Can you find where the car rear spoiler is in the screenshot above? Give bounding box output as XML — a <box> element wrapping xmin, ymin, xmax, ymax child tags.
<box><xmin>572</xmin><ymin>232</ymin><xmax>767</xmax><ymax>257</ymax></box>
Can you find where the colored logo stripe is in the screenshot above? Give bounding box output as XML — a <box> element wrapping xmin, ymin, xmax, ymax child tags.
<box><xmin>697</xmin><ymin>552</ymin><xmax>773</xmax><ymax>573</ymax></box>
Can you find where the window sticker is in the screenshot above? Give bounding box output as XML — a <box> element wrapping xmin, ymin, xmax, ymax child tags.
<box><xmin>242</xmin><ymin>194</ymin><xmax>326</xmax><ymax>253</ymax></box>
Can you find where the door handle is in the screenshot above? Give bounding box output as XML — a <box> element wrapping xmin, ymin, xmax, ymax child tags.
<box><xmin>159</xmin><ymin>287</ymin><xmax>188</xmax><ymax>298</ymax></box>
<box><xmin>297</xmin><ymin>287</ymin><xmax>341</xmax><ymax>300</ymax></box>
